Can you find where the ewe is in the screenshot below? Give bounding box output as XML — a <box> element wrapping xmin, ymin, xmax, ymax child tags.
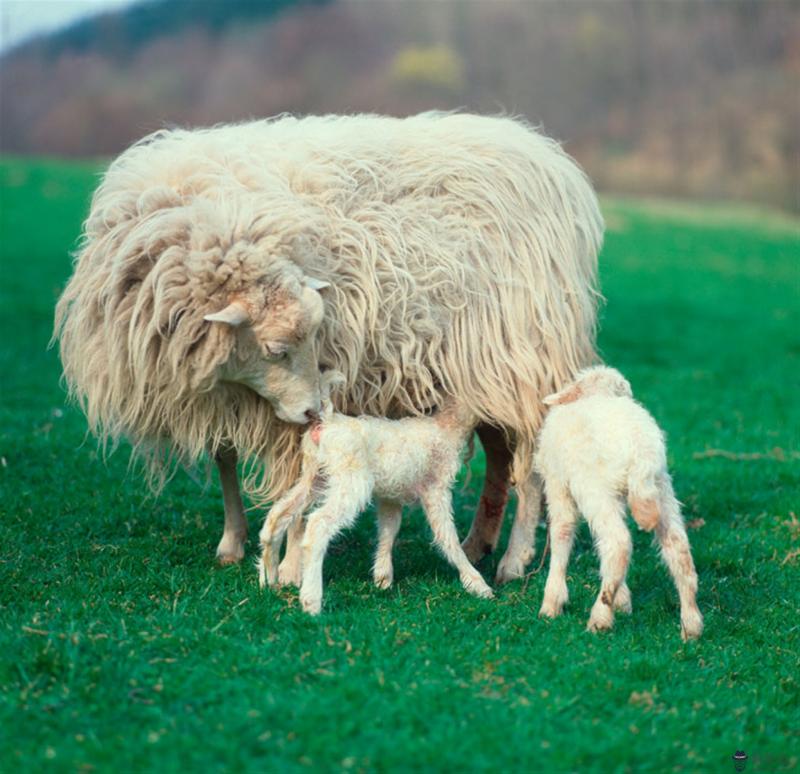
<box><xmin>257</xmin><ymin>377</ymin><xmax>491</xmax><ymax>614</ymax></box>
<box><xmin>55</xmin><ymin>112</ymin><xmax>603</xmax><ymax>578</ymax></box>
<box><xmin>534</xmin><ymin>367</ymin><xmax>703</xmax><ymax>640</ymax></box>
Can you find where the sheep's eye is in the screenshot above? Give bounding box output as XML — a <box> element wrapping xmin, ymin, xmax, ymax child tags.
<box><xmin>268</xmin><ymin>345</ymin><xmax>289</xmax><ymax>360</ymax></box>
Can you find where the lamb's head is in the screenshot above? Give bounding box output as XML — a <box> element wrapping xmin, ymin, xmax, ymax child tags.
<box><xmin>543</xmin><ymin>366</ymin><xmax>632</xmax><ymax>406</ymax></box>
<box><xmin>203</xmin><ymin>264</ymin><xmax>329</xmax><ymax>425</ymax></box>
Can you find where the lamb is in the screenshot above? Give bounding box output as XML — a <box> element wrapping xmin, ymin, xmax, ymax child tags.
<box><xmin>54</xmin><ymin>112</ymin><xmax>604</xmax><ymax>579</ymax></box>
<box><xmin>257</xmin><ymin>376</ymin><xmax>492</xmax><ymax>615</ymax></box>
<box><xmin>533</xmin><ymin>366</ymin><xmax>703</xmax><ymax>640</ymax></box>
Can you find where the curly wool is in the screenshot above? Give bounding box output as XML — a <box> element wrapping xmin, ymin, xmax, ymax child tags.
<box><xmin>54</xmin><ymin>112</ymin><xmax>603</xmax><ymax>500</ymax></box>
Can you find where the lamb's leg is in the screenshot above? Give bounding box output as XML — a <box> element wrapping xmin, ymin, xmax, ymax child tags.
<box><xmin>539</xmin><ymin>482</ymin><xmax>578</xmax><ymax>618</ymax></box>
<box><xmin>462</xmin><ymin>424</ymin><xmax>512</xmax><ymax>563</ymax></box>
<box><xmin>257</xmin><ymin>482</ymin><xmax>312</xmax><ymax>588</ymax></box>
<box><xmin>373</xmin><ymin>500</ymin><xmax>402</xmax><ymax>589</ymax></box>
<box><xmin>214</xmin><ymin>446</ymin><xmax>248</xmax><ymax>565</ymax></box>
<box><xmin>655</xmin><ymin>476</ymin><xmax>703</xmax><ymax>641</ymax></box>
<box><xmin>300</xmin><ymin>480</ymin><xmax>371</xmax><ymax>615</ymax></box>
<box><xmin>277</xmin><ymin>515</ymin><xmax>306</xmax><ymax>588</ymax></box>
<box><xmin>421</xmin><ymin>488</ymin><xmax>494</xmax><ymax>599</ymax></box>
<box><xmin>614</xmin><ymin>581</ymin><xmax>633</xmax><ymax>614</ymax></box>
<box><xmin>583</xmin><ymin>496</ymin><xmax>631</xmax><ymax>633</ymax></box>
<box><xmin>496</xmin><ymin>470</ymin><xmax>543</xmax><ymax>584</ymax></box>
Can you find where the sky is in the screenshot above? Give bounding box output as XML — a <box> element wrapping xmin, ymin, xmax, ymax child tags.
<box><xmin>0</xmin><ymin>0</ymin><xmax>133</xmax><ymax>52</ymax></box>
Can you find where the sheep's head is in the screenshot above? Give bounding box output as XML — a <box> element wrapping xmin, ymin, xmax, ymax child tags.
<box><xmin>204</xmin><ymin>273</ymin><xmax>329</xmax><ymax>425</ymax></box>
<box><xmin>543</xmin><ymin>366</ymin><xmax>632</xmax><ymax>406</ymax></box>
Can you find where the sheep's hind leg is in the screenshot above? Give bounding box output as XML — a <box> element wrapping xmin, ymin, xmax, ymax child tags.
<box><xmin>614</xmin><ymin>581</ymin><xmax>633</xmax><ymax>614</ymax></box>
<box><xmin>496</xmin><ymin>469</ymin><xmax>543</xmax><ymax>584</ymax></box>
<box><xmin>655</xmin><ymin>476</ymin><xmax>703</xmax><ymax>641</ymax></box>
<box><xmin>214</xmin><ymin>446</ymin><xmax>248</xmax><ymax>566</ymax></box>
<box><xmin>421</xmin><ymin>489</ymin><xmax>494</xmax><ymax>599</ymax></box>
<box><xmin>373</xmin><ymin>500</ymin><xmax>402</xmax><ymax>589</ymax></box>
<box><xmin>539</xmin><ymin>482</ymin><xmax>577</xmax><ymax>618</ymax></box>
<box><xmin>583</xmin><ymin>496</ymin><xmax>631</xmax><ymax>633</ymax></box>
<box><xmin>462</xmin><ymin>424</ymin><xmax>511</xmax><ymax>564</ymax></box>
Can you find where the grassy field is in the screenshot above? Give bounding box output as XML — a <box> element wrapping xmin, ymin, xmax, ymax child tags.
<box><xmin>1</xmin><ymin>158</ymin><xmax>798</xmax><ymax>772</ymax></box>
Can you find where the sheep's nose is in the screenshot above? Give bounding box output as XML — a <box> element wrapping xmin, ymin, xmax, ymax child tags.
<box><xmin>304</xmin><ymin>409</ymin><xmax>319</xmax><ymax>423</ymax></box>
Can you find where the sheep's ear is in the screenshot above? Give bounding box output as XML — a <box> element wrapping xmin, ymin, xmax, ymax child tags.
<box><xmin>543</xmin><ymin>383</ymin><xmax>582</xmax><ymax>406</ymax></box>
<box><xmin>305</xmin><ymin>276</ymin><xmax>330</xmax><ymax>292</ymax></box>
<box><xmin>204</xmin><ymin>301</ymin><xmax>250</xmax><ymax>327</ymax></box>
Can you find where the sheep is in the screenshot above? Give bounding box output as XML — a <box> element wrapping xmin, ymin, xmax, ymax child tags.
<box><xmin>53</xmin><ymin>112</ymin><xmax>604</xmax><ymax>578</ymax></box>
<box><xmin>257</xmin><ymin>376</ymin><xmax>492</xmax><ymax>614</ymax></box>
<box><xmin>533</xmin><ymin>366</ymin><xmax>703</xmax><ymax>641</ymax></box>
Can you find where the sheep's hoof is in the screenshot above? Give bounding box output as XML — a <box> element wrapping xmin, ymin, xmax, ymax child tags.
<box><xmin>373</xmin><ymin>572</ymin><xmax>393</xmax><ymax>590</ymax></box>
<box><xmin>495</xmin><ymin>554</ymin><xmax>530</xmax><ymax>585</ymax></box>
<box><xmin>614</xmin><ymin>584</ymin><xmax>633</xmax><ymax>614</ymax></box>
<box><xmin>216</xmin><ymin>531</ymin><xmax>247</xmax><ymax>566</ymax></box>
<box><xmin>461</xmin><ymin>533</ymin><xmax>494</xmax><ymax>565</ymax></box>
<box><xmin>277</xmin><ymin>560</ymin><xmax>302</xmax><ymax>588</ymax></box>
<box><xmin>464</xmin><ymin>575</ymin><xmax>494</xmax><ymax>599</ymax></box>
<box><xmin>680</xmin><ymin>607</ymin><xmax>704</xmax><ymax>641</ymax></box>
<box><xmin>300</xmin><ymin>594</ymin><xmax>322</xmax><ymax>615</ymax></box>
<box><xmin>538</xmin><ymin>599</ymin><xmax>564</xmax><ymax>619</ymax></box>
<box><xmin>587</xmin><ymin>609</ymin><xmax>614</xmax><ymax>633</ymax></box>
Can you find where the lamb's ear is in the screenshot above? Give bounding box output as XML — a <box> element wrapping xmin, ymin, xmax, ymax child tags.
<box><xmin>304</xmin><ymin>276</ymin><xmax>330</xmax><ymax>292</ymax></box>
<box><xmin>543</xmin><ymin>383</ymin><xmax>582</xmax><ymax>406</ymax></box>
<box><xmin>204</xmin><ymin>301</ymin><xmax>250</xmax><ymax>327</ymax></box>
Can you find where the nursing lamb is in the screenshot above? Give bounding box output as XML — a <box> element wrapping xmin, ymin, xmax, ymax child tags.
<box><xmin>257</xmin><ymin>382</ymin><xmax>493</xmax><ymax>614</ymax></box>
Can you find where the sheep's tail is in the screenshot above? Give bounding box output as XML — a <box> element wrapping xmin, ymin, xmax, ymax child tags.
<box><xmin>627</xmin><ymin>463</ymin><xmax>662</xmax><ymax>532</ymax></box>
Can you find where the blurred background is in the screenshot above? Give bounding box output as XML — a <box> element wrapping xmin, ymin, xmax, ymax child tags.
<box><xmin>1</xmin><ymin>0</ymin><xmax>798</xmax><ymax>212</ymax></box>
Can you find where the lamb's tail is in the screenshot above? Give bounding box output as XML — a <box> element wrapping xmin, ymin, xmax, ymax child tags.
<box><xmin>627</xmin><ymin>462</ymin><xmax>662</xmax><ymax>532</ymax></box>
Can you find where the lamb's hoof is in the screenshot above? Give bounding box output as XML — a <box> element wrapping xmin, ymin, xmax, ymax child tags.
<box><xmin>300</xmin><ymin>594</ymin><xmax>322</xmax><ymax>616</ymax></box>
<box><xmin>614</xmin><ymin>585</ymin><xmax>633</xmax><ymax>614</ymax></box>
<box><xmin>587</xmin><ymin>609</ymin><xmax>614</xmax><ymax>633</ymax></box>
<box><xmin>680</xmin><ymin>608</ymin><xmax>704</xmax><ymax>641</ymax></box>
<box><xmin>373</xmin><ymin>572</ymin><xmax>393</xmax><ymax>590</ymax></box>
<box><xmin>464</xmin><ymin>575</ymin><xmax>494</xmax><ymax>599</ymax></box>
<box><xmin>538</xmin><ymin>599</ymin><xmax>564</xmax><ymax>619</ymax></box>
<box><xmin>277</xmin><ymin>561</ymin><xmax>302</xmax><ymax>588</ymax></box>
<box><xmin>461</xmin><ymin>533</ymin><xmax>494</xmax><ymax>565</ymax></box>
<box><xmin>495</xmin><ymin>552</ymin><xmax>532</xmax><ymax>585</ymax></box>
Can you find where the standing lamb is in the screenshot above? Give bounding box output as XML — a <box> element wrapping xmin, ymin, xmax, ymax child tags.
<box><xmin>54</xmin><ymin>112</ymin><xmax>603</xmax><ymax>580</ymax></box>
<box><xmin>533</xmin><ymin>366</ymin><xmax>703</xmax><ymax>640</ymax></box>
<box><xmin>257</xmin><ymin>377</ymin><xmax>493</xmax><ymax>615</ymax></box>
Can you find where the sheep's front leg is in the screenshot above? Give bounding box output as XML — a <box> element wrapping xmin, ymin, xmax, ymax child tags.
<box><xmin>421</xmin><ymin>488</ymin><xmax>493</xmax><ymax>599</ymax></box>
<box><xmin>373</xmin><ymin>500</ymin><xmax>402</xmax><ymax>589</ymax></box>
<box><xmin>300</xmin><ymin>481</ymin><xmax>371</xmax><ymax>615</ymax></box>
<box><xmin>539</xmin><ymin>482</ymin><xmax>577</xmax><ymax>618</ymax></box>
<box><xmin>277</xmin><ymin>516</ymin><xmax>306</xmax><ymax>588</ymax></box>
<box><xmin>462</xmin><ymin>424</ymin><xmax>511</xmax><ymax>563</ymax></box>
<box><xmin>496</xmin><ymin>470</ymin><xmax>543</xmax><ymax>584</ymax></box>
<box><xmin>214</xmin><ymin>446</ymin><xmax>248</xmax><ymax>565</ymax></box>
<box><xmin>257</xmin><ymin>482</ymin><xmax>312</xmax><ymax>588</ymax></box>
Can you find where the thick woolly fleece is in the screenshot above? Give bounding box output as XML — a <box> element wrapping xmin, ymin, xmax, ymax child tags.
<box><xmin>54</xmin><ymin>112</ymin><xmax>603</xmax><ymax>501</ymax></box>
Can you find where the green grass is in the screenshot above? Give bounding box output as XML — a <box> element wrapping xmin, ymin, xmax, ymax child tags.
<box><xmin>1</xmin><ymin>157</ymin><xmax>798</xmax><ymax>772</ymax></box>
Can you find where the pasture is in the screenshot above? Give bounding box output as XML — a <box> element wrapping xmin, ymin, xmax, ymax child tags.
<box><xmin>1</xmin><ymin>158</ymin><xmax>798</xmax><ymax>771</ymax></box>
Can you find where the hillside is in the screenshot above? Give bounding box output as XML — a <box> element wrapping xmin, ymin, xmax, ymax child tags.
<box><xmin>1</xmin><ymin>0</ymin><xmax>797</xmax><ymax>211</ymax></box>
